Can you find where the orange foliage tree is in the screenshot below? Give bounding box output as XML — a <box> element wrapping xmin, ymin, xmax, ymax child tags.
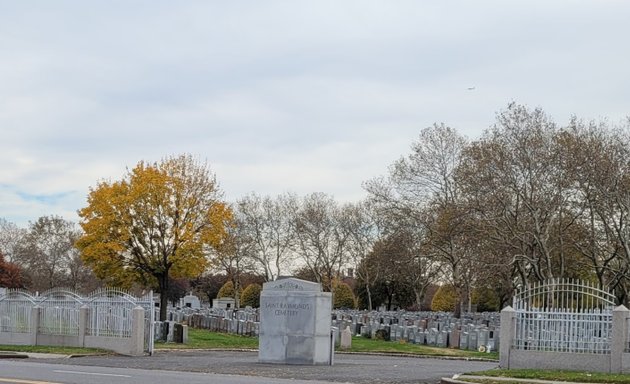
<box><xmin>77</xmin><ymin>154</ymin><xmax>231</xmax><ymax>320</ymax></box>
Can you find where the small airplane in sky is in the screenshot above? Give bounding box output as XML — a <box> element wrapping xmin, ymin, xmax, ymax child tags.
<box><xmin>467</xmin><ymin>86</ymin><xmax>476</xmax><ymax>91</ymax></box>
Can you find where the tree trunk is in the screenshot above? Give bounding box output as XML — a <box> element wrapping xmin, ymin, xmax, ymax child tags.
<box><xmin>158</xmin><ymin>273</ymin><xmax>168</xmax><ymax>321</ymax></box>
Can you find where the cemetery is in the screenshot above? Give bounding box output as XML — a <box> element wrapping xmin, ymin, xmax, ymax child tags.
<box><xmin>7</xmin><ymin>277</ymin><xmax>630</xmax><ymax>379</ymax></box>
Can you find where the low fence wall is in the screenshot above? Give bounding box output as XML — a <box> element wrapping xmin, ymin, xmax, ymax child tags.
<box><xmin>500</xmin><ymin>303</ymin><xmax>630</xmax><ymax>373</ymax></box>
<box><xmin>0</xmin><ymin>288</ymin><xmax>152</xmax><ymax>356</ymax></box>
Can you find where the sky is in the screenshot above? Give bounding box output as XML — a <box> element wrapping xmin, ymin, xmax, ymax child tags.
<box><xmin>1</xmin><ymin>1</ymin><xmax>629</xmax><ymax>228</ymax></box>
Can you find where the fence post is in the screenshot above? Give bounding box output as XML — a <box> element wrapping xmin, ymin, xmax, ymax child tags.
<box><xmin>79</xmin><ymin>305</ymin><xmax>89</xmax><ymax>348</ymax></box>
<box><xmin>611</xmin><ymin>305</ymin><xmax>629</xmax><ymax>373</ymax></box>
<box><xmin>30</xmin><ymin>306</ymin><xmax>40</xmax><ymax>346</ymax></box>
<box><xmin>499</xmin><ymin>306</ymin><xmax>515</xmax><ymax>369</ymax></box>
<box><xmin>130</xmin><ymin>306</ymin><xmax>145</xmax><ymax>356</ymax></box>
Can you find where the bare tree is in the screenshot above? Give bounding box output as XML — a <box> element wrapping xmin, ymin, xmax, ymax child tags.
<box><xmin>291</xmin><ymin>193</ymin><xmax>351</xmax><ymax>291</ymax></box>
<box><xmin>458</xmin><ymin>104</ymin><xmax>573</xmax><ymax>288</ymax></box>
<box><xmin>235</xmin><ymin>193</ymin><xmax>296</xmax><ymax>281</ymax></box>
<box><xmin>16</xmin><ymin>216</ymin><xmax>85</xmax><ymax>291</ymax></box>
<box><xmin>213</xmin><ymin>209</ymin><xmax>257</xmax><ymax>308</ymax></box>
<box><xmin>0</xmin><ymin>218</ymin><xmax>26</xmax><ymax>265</ymax></box>
<box><xmin>365</xmin><ymin>123</ymin><xmax>471</xmax><ymax>315</ymax></box>
<box><xmin>344</xmin><ymin>201</ymin><xmax>381</xmax><ymax>310</ymax></box>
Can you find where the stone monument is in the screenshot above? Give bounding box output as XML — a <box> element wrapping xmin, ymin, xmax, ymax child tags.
<box><xmin>258</xmin><ymin>277</ymin><xmax>333</xmax><ymax>365</ymax></box>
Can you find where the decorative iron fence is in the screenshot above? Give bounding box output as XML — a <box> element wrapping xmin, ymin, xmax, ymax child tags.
<box><xmin>0</xmin><ymin>288</ymin><xmax>154</xmax><ymax>355</ymax></box>
<box><xmin>514</xmin><ymin>308</ymin><xmax>612</xmax><ymax>353</ymax></box>
<box><xmin>500</xmin><ymin>278</ymin><xmax>630</xmax><ymax>373</ymax></box>
<box><xmin>511</xmin><ymin>278</ymin><xmax>615</xmax><ymax>354</ymax></box>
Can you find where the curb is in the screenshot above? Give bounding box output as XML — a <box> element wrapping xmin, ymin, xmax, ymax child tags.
<box><xmin>441</xmin><ymin>375</ymin><xmax>597</xmax><ymax>384</ymax></box>
<box><xmin>0</xmin><ymin>352</ymin><xmax>29</xmax><ymax>359</ymax></box>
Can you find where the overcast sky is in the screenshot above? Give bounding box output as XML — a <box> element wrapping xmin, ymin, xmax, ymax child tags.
<box><xmin>1</xmin><ymin>1</ymin><xmax>629</xmax><ymax>227</ymax></box>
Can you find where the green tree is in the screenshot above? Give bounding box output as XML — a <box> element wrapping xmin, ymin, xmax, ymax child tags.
<box><xmin>431</xmin><ymin>284</ymin><xmax>458</xmax><ymax>312</ymax></box>
<box><xmin>217</xmin><ymin>280</ymin><xmax>235</xmax><ymax>298</ymax></box>
<box><xmin>333</xmin><ymin>282</ymin><xmax>356</xmax><ymax>309</ymax></box>
<box><xmin>77</xmin><ymin>154</ymin><xmax>230</xmax><ymax>320</ymax></box>
<box><xmin>240</xmin><ymin>283</ymin><xmax>262</xmax><ymax>308</ymax></box>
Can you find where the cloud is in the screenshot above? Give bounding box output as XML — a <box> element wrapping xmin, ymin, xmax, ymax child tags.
<box><xmin>1</xmin><ymin>1</ymin><xmax>629</xmax><ymax>227</ymax></box>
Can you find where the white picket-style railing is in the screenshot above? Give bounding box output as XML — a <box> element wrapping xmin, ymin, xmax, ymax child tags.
<box><xmin>0</xmin><ymin>288</ymin><xmax>154</xmax><ymax>355</ymax></box>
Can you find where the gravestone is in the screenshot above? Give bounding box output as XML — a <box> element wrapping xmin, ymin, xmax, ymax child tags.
<box><xmin>258</xmin><ymin>277</ymin><xmax>333</xmax><ymax>365</ymax></box>
<box><xmin>460</xmin><ymin>332</ymin><xmax>469</xmax><ymax>350</ymax></box>
<box><xmin>340</xmin><ymin>326</ymin><xmax>352</xmax><ymax>349</ymax></box>
<box><xmin>181</xmin><ymin>292</ymin><xmax>201</xmax><ymax>309</ymax></box>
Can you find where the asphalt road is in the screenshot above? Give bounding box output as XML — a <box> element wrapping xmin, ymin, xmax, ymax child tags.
<box><xmin>3</xmin><ymin>350</ymin><xmax>498</xmax><ymax>384</ymax></box>
<box><xmin>0</xmin><ymin>360</ymin><xmax>335</xmax><ymax>384</ymax></box>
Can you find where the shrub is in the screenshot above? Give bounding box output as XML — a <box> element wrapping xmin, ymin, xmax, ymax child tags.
<box><xmin>217</xmin><ymin>280</ymin><xmax>235</xmax><ymax>298</ymax></box>
<box><xmin>240</xmin><ymin>283</ymin><xmax>262</xmax><ymax>308</ymax></box>
<box><xmin>430</xmin><ymin>284</ymin><xmax>458</xmax><ymax>312</ymax></box>
<box><xmin>333</xmin><ymin>282</ymin><xmax>356</xmax><ymax>309</ymax></box>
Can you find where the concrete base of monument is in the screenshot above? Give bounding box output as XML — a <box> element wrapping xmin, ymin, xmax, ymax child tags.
<box><xmin>258</xmin><ymin>277</ymin><xmax>333</xmax><ymax>365</ymax></box>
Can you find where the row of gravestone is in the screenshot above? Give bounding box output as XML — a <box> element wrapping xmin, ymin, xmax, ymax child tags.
<box><xmin>165</xmin><ymin>306</ymin><xmax>260</xmax><ymax>324</ymax></box>
<box><xmin>331</xmin><ymin>310</ymin><xmax>500</xmax><ymax>330</ymax></box>
<box><xmin>154</xmin><ymin>321</ymin><xmax>189</xmax><ymax>343</ymax></box>
<box><xmin>331</xmin><ymin>318</ymin><xmax>499</xmax><ymax>352</ymax></box>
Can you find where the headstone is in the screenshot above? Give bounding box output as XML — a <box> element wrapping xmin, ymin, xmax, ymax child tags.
<box><xmin>340</xmin><ymin>326</ymin><xmax>352</xmax><ymax>349</ymax></box>
<box><xmin>258</xmin><ymin>277</ymin><xmax>333</xmax><ymax>365</ymax></box>
<box><xmin>460</xmin><ymin>332</ymin><xmax>469</xmax><ymax>350</ymax></box>
<box><xmin>436</xmin><ymin>331</ymin><xmax>447</xmax><ymax>347</ymax></box>
<box><xmin>478</xmin><ymin>329</ymin><xmax>489</xmax><ymax>350</ymax></box>
<box><xmin>181</xmin><ymin>292</ymin><xmax>201</xmax><ymax>309</ymax></box>
<box><xmin>469</xmin><ymin>331</ymin><xmax>478</xmax><ymax>351</ymax></box>
<box><xmin>415</xmin><ymin>331</ymin><xmax>426</xmax><ymax>345</ymax></box>
<box><xmin>166</xmin><ymin>321</ymin><xmax>176</xmax><ymax>342</ymax></box>
<box><xmin>212</xmin><ymin>297</ymin><xmax>235</xmax><ymax>309</ymax></box>
<box><xmin>449</xmin><ymin>328</ymin><xmax>460</xmax><ymax>349</ymax></box>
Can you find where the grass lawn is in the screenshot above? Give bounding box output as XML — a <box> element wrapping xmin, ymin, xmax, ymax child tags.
<box><xmin>465</xmin><ymin>368</ymin><xmax>630</xmax><ymax>384</ymax></box>
<box><xmin>344</xmin><ymin>336</ymin><xmax>498</xmax><ymax>359</ymax></box>
<box><xmin>155</xmin><ymin>328</ymin><xmax>259</xmax><ymax>350</ymax></box>
<box><xmin>0</xmin><ymin>344</ymin><xmax>110</xmax><ymax>355</ymax></box>
<box><xmin>155</xmin><ymin>328</ymin><xmax>498</xmax><ymax>360</ymax></box>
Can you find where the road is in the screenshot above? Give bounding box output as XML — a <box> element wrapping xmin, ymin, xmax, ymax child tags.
<box><xmin>0</xmin><ymin>360</ymin><xmax>334</xmax><ymax>384</ymax></box>
<box><xmin>0</xmin><ymin>350</ymin><xmax>498</xmax><ymax>384</ymax></box>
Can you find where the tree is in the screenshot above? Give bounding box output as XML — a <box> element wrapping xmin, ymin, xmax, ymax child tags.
<box><xmin>431</xmin><ymin>284</ymin><xmax>458</xmax><ymax>312</ymax></box>
<box><xmin>333</xmin><ymin>281</ymin><xmax>356</xmax><ymax>309</ymax></box>
<box><xmin>217</xmin><ymin>280</ymin><xmax>235</xmax><ymax>298</ymax></box>
<box><xmin>291</xmin><ymin>193</ymin><xmax>352</xmax><ymax>292</ymax></box>
<box><xmin>214</xmin><ymin>211</ymin><xmax>257</xmax><ymax>308</ymax></box>
<box><xmin>77</xmin><ymin>154</ymin><xmax>230</xmax><ymax>320</ymax></box>
<box><xmin>236</xmin><ymin>193</ymin><xmax>296</xmax><ymax>281</ymax></box>
<box><xmin>344</xmin><ymin>201</ymin><xmax>381</xmax><ymax>310</ymax></box>
<box><xmin>15</xmin><ymin>215</ymin><xmax>86</xmax><ymax>291</ymax></box>
<box><xmin>0</xmin><ymin>218</ymin><xmax>26</xmax><ymax>265</ymax></box>
<box><xmin>240</xmin><ymin>283</ymin><xmax>262</xmax><ymax>308</ymax></box>
<box><xmin>365</xmin><ymin>123</ymin><xmax>471</xmax><ymax>315</ymax></box>
<box><xmin>557</xmin><ymin>119</ymin><xmax>630</xmax><ymax>302</ymax></box>
<box><xmin>0</xmin><ymin>251</ymin><xmax>24</xmax><ymax>288</ymax></box>
<box><xmin>190</xmin><ymin>273</ymin><xmax>228</xmax><ymax>303</ymax></box>
<box><xmin>356</xmin><ymin>230</ymin><xmax>438</xmax><ymax>310</ymax></box>
<box><xmin>458</xmin><ymin>104</ymin><xmax>577</xmax><ymax>290</ymax></box>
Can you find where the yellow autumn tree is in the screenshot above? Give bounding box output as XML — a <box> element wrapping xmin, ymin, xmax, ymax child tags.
<box><xmin>76</xmin><ymin>154</ymin><xmax>231</xmax><ymax>321</ymax></box>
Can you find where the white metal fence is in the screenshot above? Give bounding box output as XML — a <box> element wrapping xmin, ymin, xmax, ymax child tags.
<box><xmin>0</xmin><ymin>287</ymin><xmax>154</xmax><ymax>355</ymax></box>
<box><xmin>512</xmin><ymin>278</ymin><xmax>615</xmax><ymax>354</ymax></box>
